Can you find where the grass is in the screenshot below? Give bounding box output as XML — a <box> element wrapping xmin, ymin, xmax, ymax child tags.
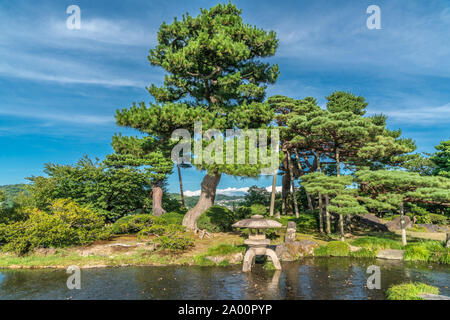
<box><xmin>403</xmin><ymin>240</ymin><xmax>449</xmax><ymax>264</ymax></box>
<box><xmin>350</xmin><ymin>236</ymin><xmax>402</xmax><ymax>251</ymax></box>
<box><xmin>314</xmin><ymin>241</ymin><xmax>349</xmax><ymax>257</ymax></box>
<box><xmin>204</xmin><ymin>243</ymin><xmax>245</xmax><ymax>256</ymax></box>
<box><xmin>349</xmin><ymin>248</ymin><xmax>377</xmax><ymax>258</ymax></box>
<box><xmin>408</xmin><ymin>226</ymin><xmax>429</xmax><ymax>233</ymax></box>
<box><xmin>386</xmin><ymin>282</ymin><xmax>439</xmax><ymax>300</ymax></box>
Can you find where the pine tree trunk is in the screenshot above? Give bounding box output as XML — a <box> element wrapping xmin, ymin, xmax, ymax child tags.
<box><xmin>306</xmin><ymin>192</ymin><xmax>314</xmax><ymax>212</ymax></box>
<box><xmin>325</xmin><ymin>195</ymin><xmax>331</xmax><ymax>234</ymax></box>
<box><xmin>318</xmin><ymin>193</ymin><xmax>324</xmax><ymax>233</ymax></box>
<box><xmin>182</xmin><ymin>173</ymin><xmax>221</xmax><ymax>230</ymax></box>
<box><xmin>177</xmin><ymin>161</ymin><xmax>185</xmax><ymax>207</ymax></box>
<box><xmin>282</xmin><ymin>172</ymin><xmax>290</xmax><ymax>215</ymax></box>
<box><xmin>400</xmin><ymin>202</ymin><xmax>407</xmax><ymax>246</ymax></box>
<box><xmin>336</xmin><ymin>147</ymin><xmax>345</xmax><ymax>240</ymax></box>
<box><xmin>287</xmin><ymin>151</ymin><xmax>299</xmax><ymax>218</ymax></box>
<box><xmin>152</xmin><ymin>182</ymin><xmax>166</xmax><ymax>217</ymax></box>
<box><xmin>269</xmin><ymin>169</ymin><xmax>277</xmax><ymax>217</ymax></box>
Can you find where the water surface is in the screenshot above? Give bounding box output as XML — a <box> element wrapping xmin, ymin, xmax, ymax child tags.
<box><xmin>0</xmin><ymin>258</ymin><xmax>448</xmax><ymax>300</ymax></box>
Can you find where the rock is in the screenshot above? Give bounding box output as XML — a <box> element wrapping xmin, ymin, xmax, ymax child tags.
<box><xmin>376</xmin><ymin>249</ymin><xmax>404</xmax><ymax>260</ymax></box>
<box><xmin>349</xmin><ymin>245</ymin><xmax>362</xmax><ymax>252</ymax></box>
<box><xmin>285</xmin><ymin>222</ymin><xmax>297</xmax><ymax>243</ymax></box>
<box><xmin>205</xmin><ymin>252</ymin><xmax>243</xmax><ymax>264</ymax></box>
<box><xmin>385</xmin><ymin>216</ymin><xmax>413</xmax><ymax>232</ymax></box>
<box><xmin>276</xmin><ymin>240</ymin><xmax>319</xmax><ymax>261</ymax></box>
<box><xmin>354</xmin><ymin>214</ymin><xmax>389</xmax><ymax>232</ymax></box>
<box><xmin>419</xmin><ymin>294</ymin><xmax>450</xmax><ymax>300</ymax></box>
<box><xmin>417</xmin><ymin>224</ymin><xmax>448</xmax><ymax>233</ymax></box>
<box><xmin>33</xmin><ymin>247</ymin><xmax>57</xmax><ymax>256</ymax></box>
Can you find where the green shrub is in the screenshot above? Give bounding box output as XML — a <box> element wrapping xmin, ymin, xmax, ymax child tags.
<box><xmin>0</xmin><ymin>199</ymin><xmax>107</xmax><ymax>255</ymax></box>
<box><xmin>427</xmin><ymin>213</ymin><xmax>448</xmax><ymax>225</ymax></box>
<box><xmin>403</xmin><ymin>241</ymin><xmax>448</xmax><ymax>264</ymax></box>
<box><xmin>327</xmin><ymin>241</ymin><xmax>350</xmax><ymax>257</ymax></box>
<box><xmin>159</xmin><ymin>212</ymin><xmax>184</xmax><ymax>225</ymax></box>
<box><xmin>249</xmin><ymin>204</ymin><xmax>267</xmax><ymax>216</ymax></box>
<box><xmin>153</xmin><ymin>235</ymin><xmax>194</xmax><ymax>251</ymax></box>
<box><xmin>197</xmin><ymin>206</ymin><xmax>235</xmax><ymax>232</ymax></box>
<box><xmin>349</xmin><ymin>248</ymin><xmax>377</xmax><ymax>258</ymax></box>
<box><xmin>313</xmin><ymin>245</ymin><xmax>329</xmax><ymax>257</ymax></box>
<box><xmin>137</xmin><ymin>224</ymin><xmax>186</xmax><ymax>239</ymax></box>
<box><xmin>386</xmin><ymin>282</ymin><xmax>439</xmax><ymax>300</ymax></box>
<box><xmin>351</xmin><ymin>236</ymin><xmax>402</xmax><ymax>251</ymax></box>
<box><xmin>112</xmin><ymin>214</ymin><xmax>160</xmax><ymax>234</ymax></box>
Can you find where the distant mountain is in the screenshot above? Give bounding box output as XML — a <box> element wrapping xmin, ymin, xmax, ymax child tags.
<box><xmin>0</xmin><ymin>184</ymin><xmax>28</xmax><ymax>207</ymax></box>
<box><xmin>167</xmin><ymin>193</ymin><xmax>244</xmax><ymax>209</ymax></box>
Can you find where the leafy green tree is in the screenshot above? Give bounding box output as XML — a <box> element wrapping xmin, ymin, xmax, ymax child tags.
<box><xmin>430</xmin><ymin>140</ymin><xmax>450</xmax><ymax>178</ymax></box>
<box><xmin>356</xmin><ymin>170</ymin><xmax>450</xmax><ymax>245</ymax></box>
<box><xmin>105</xmin><ymin>135</ymin><xmax>173</xmax><ymax>216</ymax></box>
<box><xmin>301</xmin><ymin>172</ymin><xmax>363</xmax><ymax>239</ymax></box>
<box><xmin>117</xmin><ymin>3</ymin><xmax>279</xmax><ymax>230</ymax></box>
<box><xmin>243</xmin><ymin>185</ymin><xmax>270</xmax><ymax>207</ymax></box>
<box><xmin>27</xmin><ymin>157</ymin><xmax>152</xmax><ymax>222</ymax></box>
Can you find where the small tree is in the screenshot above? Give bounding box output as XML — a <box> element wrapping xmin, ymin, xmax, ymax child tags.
<box><xmin>356</xmin><ymin>170</ymin><xmax>450</xmax><ymax>245</ymax></box>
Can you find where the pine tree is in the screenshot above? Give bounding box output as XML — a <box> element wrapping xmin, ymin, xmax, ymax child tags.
<box><xmin>116</xmin><ymin>3</ymin><xmax>280</xmax><ymax>230</ymax></box>
<box><xmin>430</xmin><ymin>140</ymin><xmax>450</xmax><ymax>178</ymax></box>
<box><xmin>356</xmin><ymin>170</ymin><xmax>450</xmax><ymax>245</ymax></box>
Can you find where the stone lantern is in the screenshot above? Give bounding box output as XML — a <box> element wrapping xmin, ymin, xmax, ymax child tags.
<box><xmin>232</xmin><ymin>215</ymin><xmax>282</xmax><ymax>272</ymax></box>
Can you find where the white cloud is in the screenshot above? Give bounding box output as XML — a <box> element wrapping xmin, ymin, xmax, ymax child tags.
<box><xmin>369</xmin><ymin>103</ymin><xmax>450</xmax><ymax>125</ymax></box>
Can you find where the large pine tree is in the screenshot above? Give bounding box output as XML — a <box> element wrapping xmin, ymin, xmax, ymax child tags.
<box><xmin>115</xmin><ymin>3</ymin><xmax>279</xmax><ymax>229</ymax></box>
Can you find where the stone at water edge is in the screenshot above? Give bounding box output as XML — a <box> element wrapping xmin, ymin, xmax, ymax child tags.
<box><xmin>376</xmin><ymin>249</ymin><xmax>404</xmax><ymax>260</ymax></box>
<box><xmin>275</xmin><ymin>240</ymin><xmax>319</xmax><ymax>261</ymax></box>
<box><xmin>204</xmin><ymin>252</ymin><xmax>243</xmax><ymax>264</ymax></box>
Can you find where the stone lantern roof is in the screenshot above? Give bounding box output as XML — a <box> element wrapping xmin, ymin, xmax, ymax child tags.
<box><xmin>232</xmin><ymin>215</ymin><xmax>282</xmax><ymax>229</ymax></box>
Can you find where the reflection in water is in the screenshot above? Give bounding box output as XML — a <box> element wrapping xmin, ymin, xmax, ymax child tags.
<box><xmin>0</xmin><ymin>258</ymin><xmax>448</xmax><ymax>300</ymax></box>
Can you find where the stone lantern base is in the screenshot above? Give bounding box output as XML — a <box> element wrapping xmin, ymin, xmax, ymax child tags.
<box><xmin>242</xmin><ymin>245</ymin><xmax>282</xmax><ymax>272</ymax></box>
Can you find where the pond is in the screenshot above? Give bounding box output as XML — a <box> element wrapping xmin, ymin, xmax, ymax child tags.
<box><xmin>0</xmin><ymin>258</ymin><xmax>448</xmax><ymax>300</ymax></box>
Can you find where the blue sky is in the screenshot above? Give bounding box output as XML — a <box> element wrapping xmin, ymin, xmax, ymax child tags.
<box><xmin>0</xmin><ymin>0</ymin><xmax>449</xmax><ymax>195</ymax></box>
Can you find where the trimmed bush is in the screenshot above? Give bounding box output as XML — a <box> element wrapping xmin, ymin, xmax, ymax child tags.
<box><xmin>351</xmin><ymin>236</ymin><xmax>402</xmax><ymax>251</ymax></box>
<box><xmin>313</xmin><ymin>245</ymin><xmax>329</xmax><ymax>257</ymax></box>
<box><xmin>0</xmin><ymin>199</ymin><xmax>108</xmax><ymax>255</ymax></box>
<box><xmin>404</xmin><ymin>241</ymin><xmax>449</xmax><ymax>264</ymax></box>
<box><xmin>386</xmin><ymin>282</ymin><xmax>439</xmax><ymax>300</ymax></box>
<box><xmin>327</xmin><ymin>241</ymin><xmax>350</xmax><ymax>257</ymax></box>
<box><xmin>137</xmin><ymin>224</ymin><xmax>186</xmax><ymax>239</ymax></box>
<box><xmin>197</xmin><ymin>206</ymin><xmax>235</xmax><ymax>232</ymax></box>
<box><xmin>153</xmin><ymin>235</ymin><xmax>194</xmax><ymax>251</ymax></box>
<box><xmin>112</xmin><ymin>214</ymin><xmax>159</xmax><ymax>234</ymax></box>
<box><xmin>349</xmin><ymin>248</ymin><xmax>377</xmax><ymax>258</ymax></box>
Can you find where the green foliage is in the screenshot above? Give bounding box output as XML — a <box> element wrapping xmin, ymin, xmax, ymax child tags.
<box><xmin>327</xmin><ymin>241</ymin><xmax>350</xmax><ymax>257</ymax></box>
<box><xmin>27</xmin><ymin>157</ymin><xmax>152</xmax><ymax>222</ymax></box>
<box><xmin>349</xmin><ymin>248</ymin><xmax>377</xmax><ymax>258</ymax></box>
<box><xmin>386</xmin><ymin>282</ymin><xmax>439</xmax><ymax>300</ymax></box>
<box><xmin>404</xmin><ymin>241</ymin><xmax>449</xmax><ymax>264</ymax></box>
<box><xmin>249</xmin><ymin>204</ymin><xmax>267</xmax><ymax>216</ymax></box>
<box><xmin>152</xmin><ymin>235</ymin><xmax>194</xmax><ymax>251</ymax></box>
<box><xmin>112</xmin><ymin>214</ymin><xmax>156</xmax><ymax>234</ymax></box>
<box><xmin>430</xmin><ymin>140</ymin><xmax>450</xmax><ymax>178</ymax></box>
<box><xmin>313</xmin><ymin>245</ymin><xmax>330</xmax><ymax>257</ymax></box>
<box><xmin>243</xmin><ymin>186</ymin><xmax>270</xmax><ymax>206</ymax></box>
<box><xmin>350</xmin><ymin>236</ymin><xmax>402</xmax><ymax>251</ymax></box>
<box><xmin>193</xmin><ymin>254</ymin><xmax>216</xmax><ymax>267</ymax></box>
<box><xmin>197</xmin><ymin>206</ymin><xmax>235</xmax><ymax>232</ymax></box>
<box><xmin>0</xmin><ymin>199</ymin><xmax>108</xmax><ymax>255</ymax></box>
<box><xmin>314</xmin><ymin>241</ymin><xmax>349</xmax><ymax>257</ymax></box>
<box><xmin>263</xmin><ymin>261</ymin><xmax>276</xmax><ymax>271</ymax></box>
<box><xmin>277</xmin><ymin>212</ymin><xmax>319</xmax><ymax>233</ymax></box>
<box><xmin>205</xmin><ymin>243</ymin><xmax>245</xmax><ymax>256</ymax></box>
<box><xmin>159</xmin><ymin>211</ymin><xmax>185</xmax><ymax>225</ymax></box>
<box><xmin>137</xmin><ymin>223</ymin><xmax>186</xmax><ymax>239</ymax></box>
